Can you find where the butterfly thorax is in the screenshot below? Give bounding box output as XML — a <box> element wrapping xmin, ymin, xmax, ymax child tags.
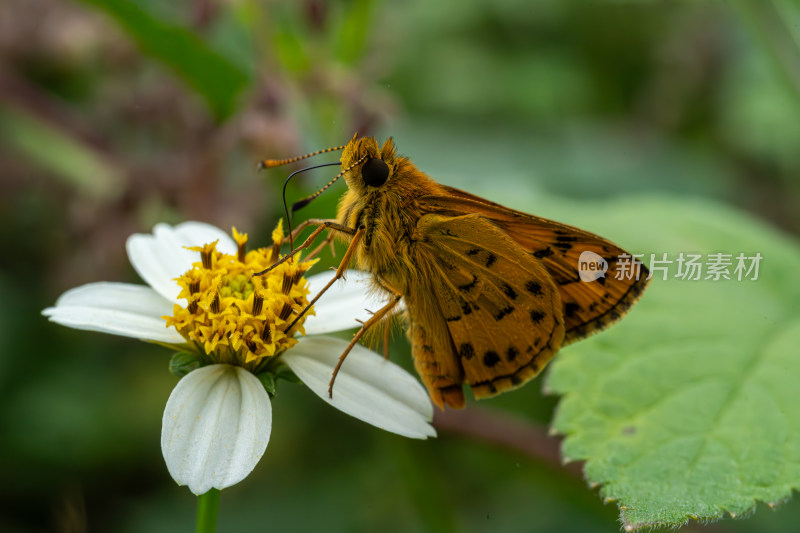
<box><xmin>336</xmin><ymin>157</ymin><xmax>446</xmax><ymax>295</ymax></box>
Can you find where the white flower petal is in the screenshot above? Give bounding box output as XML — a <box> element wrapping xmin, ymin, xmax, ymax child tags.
<box><xmin>283</xmin><ymin>336</ymin><xmax>435</xmax><ymax>439</ymax></box>
<box><xmin>42</xmin><ymin>282</ymin><xmax>184</xmax><ymax>343</ymax></box>
<box><xmin>162</xmin><ymin>364</ymin><xmax>271</xmax><ymax>495</ymax></box>
<box><xmin>126</xmin><ymin>221</ymin><xmax>236</xmax><ymax>303</ymax></box>
<box><xmin>303</xmin><ymin>270</ymin><xmax>404</xmax><ymax>334</ymax></box>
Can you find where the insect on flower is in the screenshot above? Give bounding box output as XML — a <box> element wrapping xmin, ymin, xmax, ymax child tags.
<box><xmin>259</xmin><ymin>133</ymin><xmax>650</xmax><ymax>410</ymax></box>
<box><xmin>43</xmin><ymin>222</ymin><xmax>437</xmax><ymax>494</ymax></box>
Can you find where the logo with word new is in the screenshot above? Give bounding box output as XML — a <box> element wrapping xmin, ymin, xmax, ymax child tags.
<box><xmin>578</xmin><ymin>251</ymin><xmax>608</xmax><ymax>282</ymax></box>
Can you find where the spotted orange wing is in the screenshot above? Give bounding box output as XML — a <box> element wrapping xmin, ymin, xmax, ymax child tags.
<box><xmin>407</xmin><ymin>213</ymin><xmax>566</xmax><ymax>408</ymax></box>
<box><xmin>418</xmin><ymin>186</ymin><xmax>650</xmax><ymax>344</ymax></box>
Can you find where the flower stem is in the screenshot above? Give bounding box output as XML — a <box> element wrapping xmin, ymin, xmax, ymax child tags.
<box><xmin>196</xmin><ymin>489</ymin><xmax>220</xmax><ymax>533</ymax></box>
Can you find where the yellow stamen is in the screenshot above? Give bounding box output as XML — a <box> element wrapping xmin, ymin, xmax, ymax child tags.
<box><xmin>278</xmin><ymin>302</ymin><xmax>293</xmax><ymax>321</ymax></box>
<box><xmin>252</xmin><ymin>290</ymin><xmax>264</xmax><ymax>317</ymax></box>
<box><xmin>281</xmin><ymin>273</ymin><xmax>294</xmax><ymax>295</ymax></box>
<box><xmin>232</xmin><ymin>227</ymin><xmax>248</xmax><ymax>262</ymax></box>
<box><xmin>210</xmin><ymin>291</ymin><xmax>221</xmax><ymax>314</ymax></box>
<box><xmin>186</xmin><ymin>240</ymin><xmax>219</xmax><ymax>269</ymax></box>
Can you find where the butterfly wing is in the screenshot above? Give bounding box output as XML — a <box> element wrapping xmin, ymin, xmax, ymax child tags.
<box><xmin>405</xmin><ymin>275</ymin><xmax>468</xmax><ymax>410</ymax></box>
<box><xmin>418</xmin><ymin>186</ymin><xmax>649</xmax><ymax>344</ymax></box>
<box><xmin>408</xmin><ymin>213</ymin><xmax>565</xmax><ymax>408</ymax></box>
<box><xmin>407</xmin><ymin>315</ymin><xmax>466</xmax><ymax>410</ymax></box>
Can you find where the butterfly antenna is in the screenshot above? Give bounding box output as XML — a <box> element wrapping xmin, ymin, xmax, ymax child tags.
<box><xmin>259</xmin><ymin>145</ymin><xmax>346</xmax><ymax>169</ymax></box>
<box><xmin>290</xmin><ymin>155</ymin><xmax>368</xmax><ymax>215</ymax></box>
<box><xmin>280</xmin><ymin>162</ymin><xmax>343</xmax><ymax>250</ymax></box>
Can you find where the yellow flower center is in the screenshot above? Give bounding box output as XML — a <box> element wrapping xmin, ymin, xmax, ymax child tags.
<box><xmin>164</xmin><ymin>222</ymin><xmax>316</xmax><ymax>368</ymax></box>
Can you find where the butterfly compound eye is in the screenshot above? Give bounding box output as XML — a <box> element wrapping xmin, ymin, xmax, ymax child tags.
<box><xmin>362</xmin><ymin>157</ymin><xmax>390</xmax><ymax>187</ymax></box>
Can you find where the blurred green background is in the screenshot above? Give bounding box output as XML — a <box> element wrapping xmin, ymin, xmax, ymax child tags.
<box><xmin>2</xmin><ymin>0</ymin><xmax>800</xmax><ymax>531</ymax></box>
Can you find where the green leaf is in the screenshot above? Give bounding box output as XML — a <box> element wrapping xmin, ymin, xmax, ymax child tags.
<box><xmin>331</xmin><ymin>0</ymin><xmax>376</xmax><ymax>65</ymax></box>
<box><xmin>0</xmin><ymin>104</ymin><xmax>122</xmax><ymax>199</ymax></box>
<box><xmin>269</xmin><ymin>7</ymin><xmax>311</xmax><ymax>73</ymax></box>
<box><xmin>545</xmin><ymin>196</ymin><xmax>800</xmax><ymax>530</ymax></box>
<box><xmin>80</xmin><ymin>0</ymin><xmax>250</xmax><ymax>120</ymax></box>
<box><xmin>731</xmin><ymin>0</ymin><xmax>800</xmax><ymax>100</ymax></box>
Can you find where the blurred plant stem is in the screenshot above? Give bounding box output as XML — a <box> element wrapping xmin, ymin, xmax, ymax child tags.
<box><xmin>196</xmin><ymin>489</ymin><xmax>220</xmax><ymax>533</ymax></box>
<box><xmin>433</xmin><ymin>406</ymin><xmax>582</xmax><ymax>478</ymax></box>
<box><xmin>432</xmin><ymin>407</ymin><xmax>737</xmax><ymax>533</ymax></box>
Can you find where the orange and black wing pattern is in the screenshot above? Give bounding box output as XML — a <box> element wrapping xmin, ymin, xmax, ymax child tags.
<box><xmin>419</xmin><ymin>186</ymin><xmax>650</xmax><ymax>344</ymax></box>
<box><xmin>407</xmin><ymin>213</ymin><xmax>565</xmax><ymax>408</ymax></box>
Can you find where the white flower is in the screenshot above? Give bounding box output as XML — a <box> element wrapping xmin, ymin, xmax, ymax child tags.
<box><xmin>43</xmin><ymin>221</ymin><xmax>435</xmax><ymax>495</ymax></box>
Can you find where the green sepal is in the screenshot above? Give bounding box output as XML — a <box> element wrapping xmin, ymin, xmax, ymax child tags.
<box><xmin>256</xmin><ymin>366</ymin><xmax>301</xmax><ymax>398</ymax></box>
<box><xmin>257</xmin><ymin>372</ymin><xmax>277</xmax><ymax>398</ymax></box>
<box><xmin>169</xmin><ymin>351</ymin><xmax>203</xmax><ymax>377</ymax></box>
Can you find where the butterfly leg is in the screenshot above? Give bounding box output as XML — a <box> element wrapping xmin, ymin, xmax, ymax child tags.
<box><xmin>328</xmin><ymin>283</ymin><xmax>403</xmax><ymax>398</ymax></box>
<box><xmin>305</xmin><ymin>231</ymin><xmax>337</xmax><ymax>261</ymax></box>
<box><xmin>283</xmin><ymin>218</ymin><xmax>351</xmax><ymax>246</ymax></box>
<box><xmin>282</xmin><ymin>227</ymin><xmax>365</xmax><ymax>333</ymax></box>
<box><xmin>255</xmin><ymin>219</ymin><xmax>355</xmax><ymax>276</ymax></box>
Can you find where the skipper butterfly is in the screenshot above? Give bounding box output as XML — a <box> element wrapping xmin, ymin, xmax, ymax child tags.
<box><xmin>261</xmin><ymin>133</ymin><xmax>649</xmax><ymax>409</ymax></box>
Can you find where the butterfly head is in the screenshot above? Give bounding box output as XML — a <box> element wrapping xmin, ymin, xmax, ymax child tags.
<box><xmin>341</xmin><ymin>133</ymin><xmax>397</xmax><ymax>192</ymax></box>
